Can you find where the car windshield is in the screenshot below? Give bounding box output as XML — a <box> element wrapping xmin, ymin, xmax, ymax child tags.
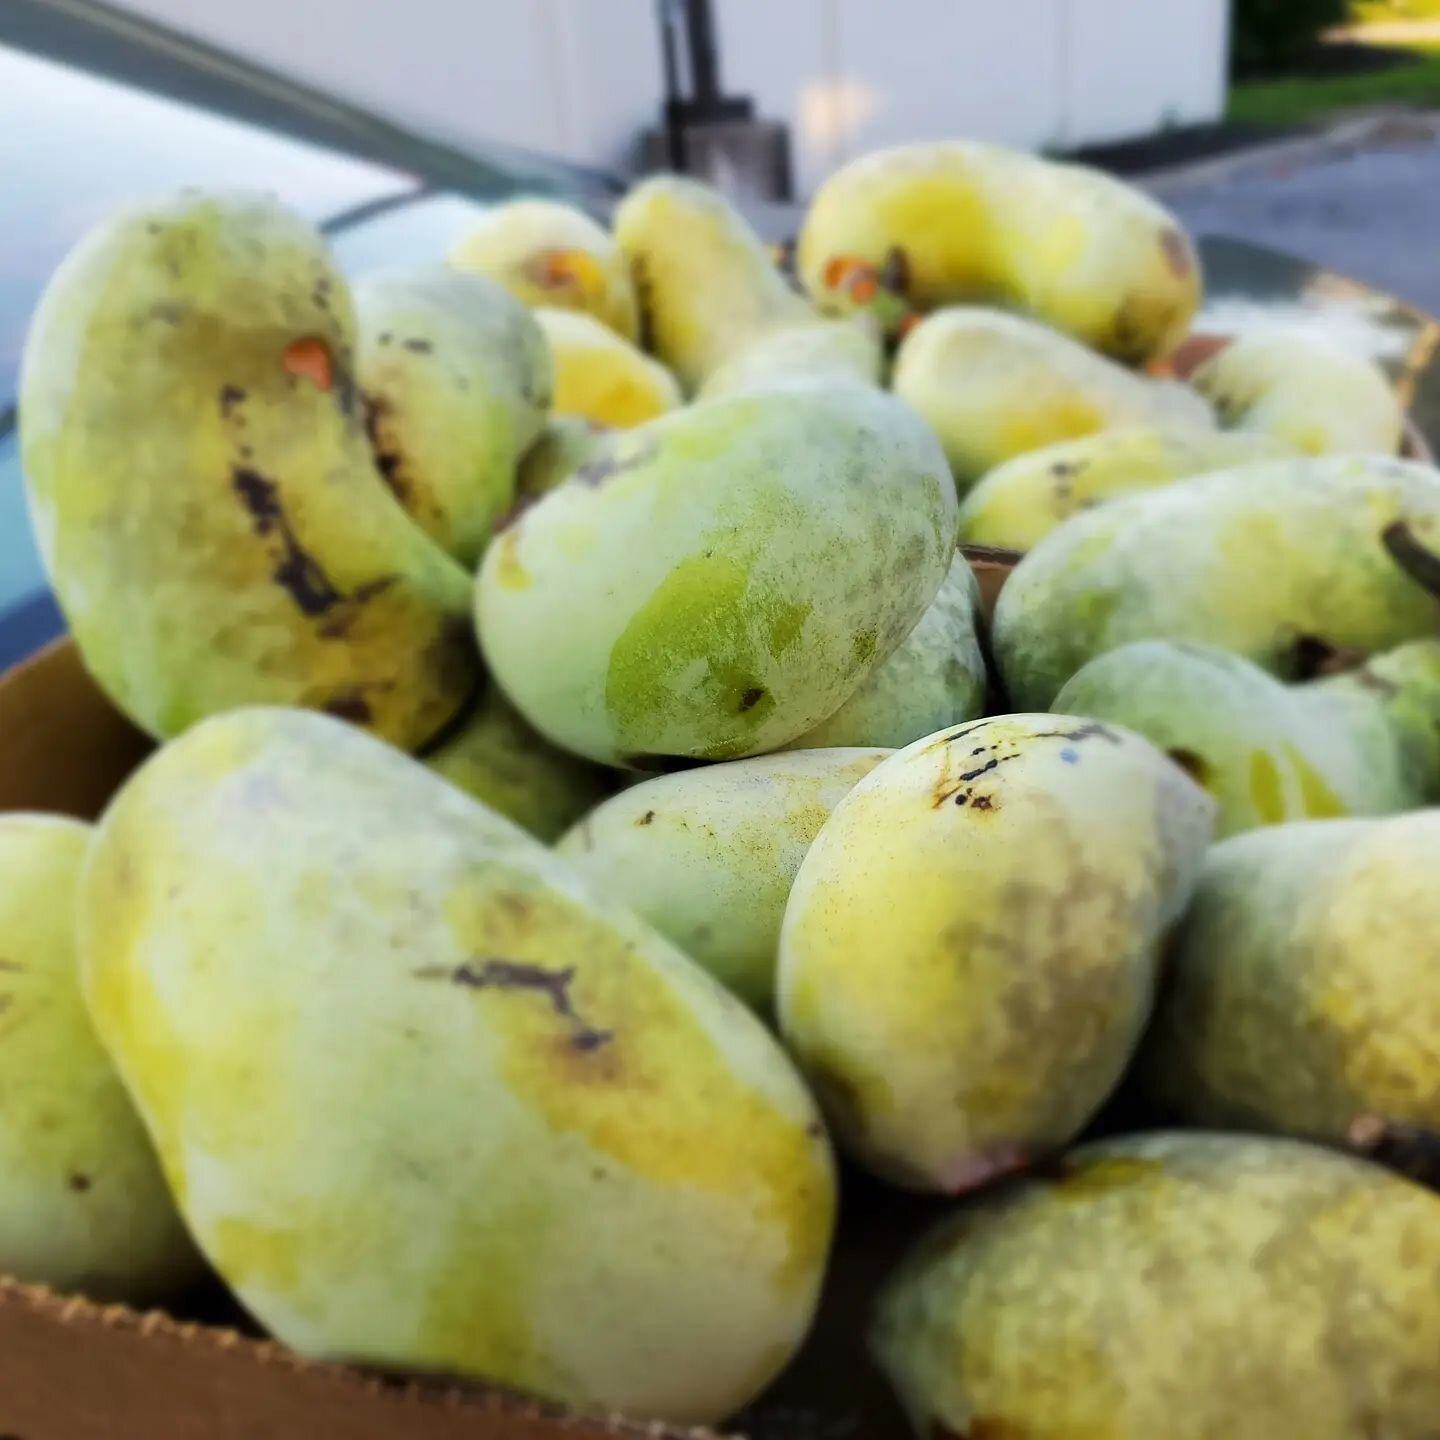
<box><xmin>0</xmin><ymin>33</ymin><xmax>612</xmax><ymax>661</ymax></box>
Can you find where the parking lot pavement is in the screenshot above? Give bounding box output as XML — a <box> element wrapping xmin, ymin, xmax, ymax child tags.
<box><xmin>1156</xmin><ymin>113</ymin><xmax>1440</xmax><ymax>317</ymax></box>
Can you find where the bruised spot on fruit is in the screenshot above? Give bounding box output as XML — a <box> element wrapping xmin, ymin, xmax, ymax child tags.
<box><xmin>414</xmin><ymin>957</ymin><xmax>614</xmax><ymax>1053</ymax></box>
<box><xmin>361</xmin><ymin>394</ymin><xmax>413</xmax><ymax>508</ymax></box>
<box><xmin>231</xmin><ymin>467</ymin><xmax>344</xmax><ymax>617</ymax></box>
<box><xmin>218</xmin><ymin>384</ymin><xmax>246</xmax><ymax>417</ymax></box>
<box><xmin>636</xmin><ymin>810</ymin><xmax>656</xmax><ymax>826</ymax></box>
<box><xmin>738</xmin><ymin>686</ymin><xmax>767</xmax><ymax>713</ymax></box>
<box><xmin>1348</xmin><ymin>1114</ymin><xmax>1440</xmax><ymax>1190</ymax></box>
<box><xmin>402</xmin><ymin>337</ymin><xmax>433</xmax><ymax>355</ymax></box>
<box><xmin>323</xmin><ymin>692</ymin><xmax>373</xmax><ymax>726</ymax></box>
<box><xmin>524</xmin><ymin>247</ymin><xmax>604</xmax><ymax>300</ymax></box>
<box><xmin>1160</xmin><ymin>228</ymin><xmax>1194</xmax><ymax>281</ymax></box>
<box><xmin>282</xmin><ymin>336</ymin><xmax>335</xmax><ymax>392</ymax></box>
<box><xmin>1382</xmin><ymin>517</ymin><xmax>1440</xmax><ymax>600</ymax></box>
<box><xmin>969</xmin><ymin>794</ymin><xmax>997</xmax><ymax>813</ymax></box>
<box><xmin>1167</xmin><ymin>748</ymin><xmax>1211</xmax><ymax>785</ymax></box>
<box><xmin>881</xmin><ymin>246</ymin><xmax>911</xmax><ymax>295</ymax></box>
<box><xmin>68</xmin><ymin>1173</ymin><xmax>92</xmax><ymax>1193</ymax></box>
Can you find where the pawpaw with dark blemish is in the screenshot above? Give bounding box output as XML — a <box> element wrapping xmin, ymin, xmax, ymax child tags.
<box><xmin>799</xmin><ymin>140</ymin><xmax>1202</xmax><ymax>361</ymax></box>
<box><xmin>20</xmin><ymin>192</ymin><xmax>477</xmax><ymax>748</ymax></box>
<box><xmin>81</xmin><ymin>707</ymin><xmax>835</xmax><ymax>1424</ymax></box>
<box><xmin>1052</xmin><ymin>637</ymin><xmax>1440</xmax><ymax>837</ymax></box>
<box><xmin>778</xmin><ymin>715</ymin><xmax>1214</xmax><ymax>1193</ymax></box>
<box><xmin>355</xmin><ymin>267</ymin><xmax>550</xmax><ymax>564</ymax></box>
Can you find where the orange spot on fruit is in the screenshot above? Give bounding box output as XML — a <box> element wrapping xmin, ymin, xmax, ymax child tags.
<box><xmin>283</xmin><ymin>337</ymin><xmax>334</xmax><ymax>391</ymax></box>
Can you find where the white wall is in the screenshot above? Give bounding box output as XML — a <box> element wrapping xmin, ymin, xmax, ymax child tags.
<box><xmin>106</xmin><ymin>0</ymin><xmax>1230</xmax><ymax>194</ymax></box>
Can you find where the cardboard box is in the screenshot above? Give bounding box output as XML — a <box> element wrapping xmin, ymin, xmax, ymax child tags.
<box><xmin>0</xmin><ymin>549</ymin><xmax>1016</xmax><ymax>1440</ymax></box>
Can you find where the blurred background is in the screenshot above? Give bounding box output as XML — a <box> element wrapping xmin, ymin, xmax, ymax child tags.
<box><xmin>6</xmin><ymin>0</ymin><xmax>1440</xmax><ymax>656</ymax></box>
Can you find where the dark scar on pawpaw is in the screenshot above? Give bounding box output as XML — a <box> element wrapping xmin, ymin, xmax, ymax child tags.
<box><xmin>413</xmin><ymin>958</ymin><xmax>613</xmax><ymax>1052</ymax></box>
<box><xmin>361</xmin><ymin>395</ymin><xmax>411</xmax><ymax>506</ymax></box>
<box><xmin>1160</xmin><ymin>228</ymin><xmax>1194</xmax><ymax>281</ymax></box>
<box><xmin>218</xmin><ymin>384</ymin><xmax>247</xmax><ymax>417</ymax></box>
<box><xmin>323</xmin><ymin>692</ymin><xmax>374</xmax><ymax>725</ymax></box>
<box><xmin>636</xmin><ymin>810</ymin><xmax>656</xmax><ymax>826</ymax></box>
<box><xmin>881</xmin><ymin>246</ymin><xmax>910</xmax><ymax>294</ymax></box>
<box><xmin>232</xmin><ymin>467</ymin><xmax>344</xmax><ymax>615</ymax></box>
<box><xmin>738</xmin><ymin>686</ymin><xmax>767</xmax><ymax>712</ymax></box>
<box><xmin>402</xmin><ymin>337</ymin><xmax>433</xmax><ymax>355</ymax></box>
<box><xmin>232</xmin><ymin>467</ymin><xmax>397</xmax><ymax>624</ymax></box>
<box><xmin>1383</xmin><ymin>518</ymin><xmax>1440</xmax><ymax>600</ymax></box>
<box><xmin>1166</xmin><ymin>748</ymin><xmax>1211</xmax><ymax>784</ymax></box>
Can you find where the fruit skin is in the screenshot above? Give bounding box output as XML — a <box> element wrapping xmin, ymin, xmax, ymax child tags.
<box><xmin>872</xmin><ymin>1131</ymin><xmax>1440</xmax><ymax>1440</ymax></box>
<box><xmin>80</xmin><ymin>707</ymin><xmax>836</xmax><ymax>1425</ymax></box>
<box><xmin>1140</xmin><ymin>811</ymin><xmax>1440</xmax><ymax>1144</ymax></box>
<box><xmin>536</xmin><ymin>308</ymin><xmax>682</xmax><ymax>428</ymax></box>
<box><xmin>957</xmin><ymin>426</ymin><xmax>1292</xmax><ymax>551</ymax></box>
<box><xmin>993</xmin><ymin>455</ymin><xmax>1440</xmax><ymax>710</ymax></box>
<box><xmin>0</xmin><ymin>814</ymin><xmax>203</xmax><ymax>1304</ymax></box>
<box><xmin>892</xmin><ymin>308</ymin><xmax>1213</xmax><ymax>490</ymax></box>
<box><xmin>448</xmin><ymin>198</ymin><xmax>639</xmax><ymax>342</ymax></box>
<box><xmin>613</xmin><ymin>175</ymin><xmax>814</xmax><ymax>392</ymax></box>
<box><xmin>557</xmin><ymin>748</ymin><xmax>889</xmax><ymax>1014</ymax></box>
<box><xmin>777</xmin><ymin>715</ymin><xmax>1215</xmax><ymax>1193</ymax></box>
<box><xmin>425</xmin><ymin>685</ymin><xmax>615</xmax><ymax>844</ymax></box>
<box><xmin>1052</xmin><ymin>638</ymin><xmax>1440</xmax><ymax>837</ymax></box>
<box><xmin>697</xmin><ymin>318</ymin><xmax>883</xmax><ymax>400</ymax></box>
<box><xmin>356</xmin><ymin>268</ymin><xmax>551</xmax><ymax>565</ymax></box>
<box><xmin>476</xmin><ymin>385</ymin><xmax>958</xmax><ymax>767</ymax></box>
<box><xmin>785</xmin><ymin>552</ymin><xmax>986</xmax><ymax>750</ymax></box>
<box><xmin>20</xmin><ymin>192</ymin><xmax>477</xmax><ymax>748</ymax></box>
<box><xmin>1192</xmin><ymin>329</ymin><xmax>1404</xmax><ymax>456</ymax></box>
<box><xmin>798</xmin><ymin>140</ymin><xmax>1202</xmax><ymax>361</ymax></box>
<box><xmin>515</xmin><ymin>415</ymin><xmax>607</xmax><ymax>503</ymax></box>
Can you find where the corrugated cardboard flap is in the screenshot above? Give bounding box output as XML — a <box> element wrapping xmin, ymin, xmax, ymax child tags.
<box><xmin>0</xmin><ymin>1277</ymin><xmax>727</xmax><ymax>1440</ymax></box>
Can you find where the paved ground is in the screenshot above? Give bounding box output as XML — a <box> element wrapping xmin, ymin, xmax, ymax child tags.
<box><xmin>1155</xmin><ymin>113</ymin><xmax>1440</xmax><ymax>316</ymax></box>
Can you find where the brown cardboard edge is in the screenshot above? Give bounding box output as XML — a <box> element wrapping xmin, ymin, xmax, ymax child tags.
<box><xmin>0</xmin><ymin>638</ymin><xmax>152</xmax><ymax>820</ymax></box>
<box><xmin>0</xmin><ymin>1276</ymin><xmax>729</xmax><ymax>1440</ymax></box>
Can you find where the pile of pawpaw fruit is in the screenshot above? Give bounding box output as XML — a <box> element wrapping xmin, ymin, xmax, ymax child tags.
<box><xmin>4</xmin><ymin>137</ymin><xmax>1440</xmax><ymax>1438</ymax></box>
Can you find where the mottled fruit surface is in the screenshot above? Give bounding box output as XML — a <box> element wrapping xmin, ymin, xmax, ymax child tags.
<box><xmin>698</xmin><ymin>319</ymin><xmax>883</xmax><ymax>400</ymax></box>
<box><xmin>357</xmin><ymin>267</ymin><xmax>550</xmax><ymax>564</ymax></box>
<box><xmin>614</xmin><ymin>176</ymin><xmax>814</xmax><ymax>392</ymax></box>
<box><xmin>958</xmin><ymin>426</ymin><xmax>1291</xmax><ymax>552</ymax></box>
<box><xmin>1192</xmin><ymin>329</ymin><xmax>1403</xmax><ymax>457</ymax></box>
<box><xmin>1053</xmin><ymin>638</ymin><xmax>1440</xmax><ymax>836</ymax></box>
<box><xmin>1142</xmin><ymin>811</ymin><xmax>1440</xmax><ymax>1144</ymax></box>
<box><xmin>537</xmin><ymin>308</ymin><xmax>681</xmax><ymax>429</ymax></box>
<box><xmin>778</xmin><ymin>715</ymin><xmax>1214</xmax><ymax>1192</ymax></box>
<box><xmin>80</xmin><ymin>708</ymin><xmax>836</xmax><ymax>1424</ymax></box>
<box><xmin>873</xmin><ymin>1132</ymin><xmax>1440</xmax><ymax>1439</ymax></box>
<box><xmin>448</xmin><ymin>198</ymin><xmax>639</xmax><ymax>342</ymax></box>
<box><xmin>0</xmin><ymin>814</ymin><xmax>202</xmax><ymax>1303</ymax></box>
<box><xmin>994</xmin><ymin>455</ymin><xmax>1440</xmax><ymax>709</ymax></box>
<box><xmin>787</xmin><ymin>552</ymin><xmax>986</xmax><ymax>750</ymax></box>
<box><xmin>477</xmin><ymin>386</ymin><xmax>958</xmax><ymax>766</ymax></box>
<box><xmin>558</xmin><ymin>748</ymin><xmax>889</xmax><ymax>1013</ymax></box>
<box><xmin>424</xmin><ymin>686</ymin><xmax>615</xmax><ymax>844</ymax></box>
<box><xmin>892</xmin><ymin>308</ymin><xmax>1212</xmax><ymax>490</ymax></box>
<box><xmin>20</xmin><ymin>192</ymin><xmax>477</xmax><ymax>747</ymax></box>
<box><xmin>799</xmin><ymin>141</ymin><xmax>1202</xmax><ymax>360</ymax></box>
